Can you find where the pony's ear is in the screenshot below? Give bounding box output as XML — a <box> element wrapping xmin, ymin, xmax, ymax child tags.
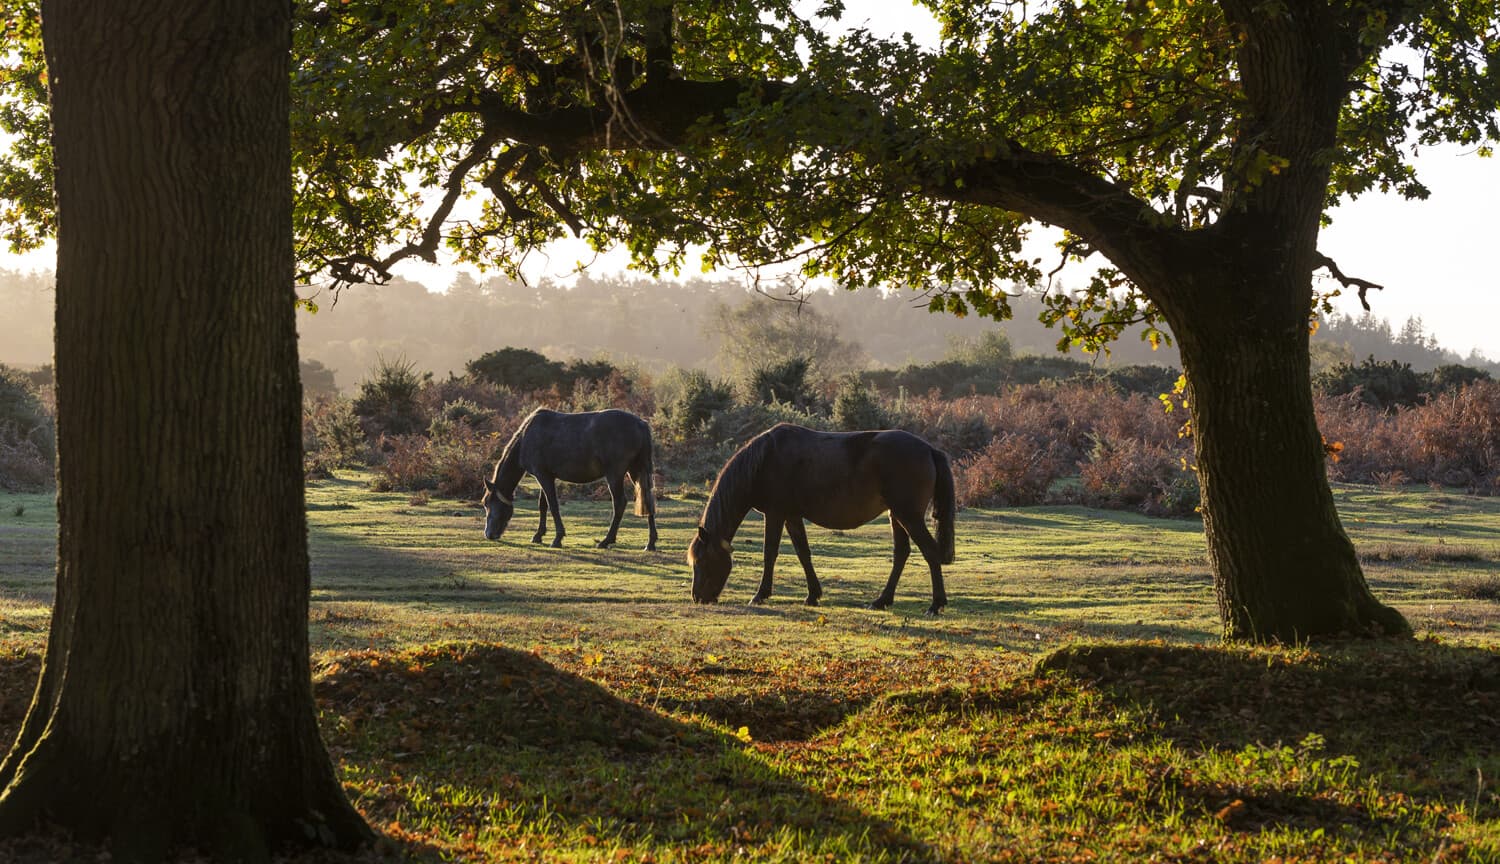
<box><xmin>696</xmin><ymin>525</ymin><xmax>708</xmax><ymax>541</ymax></box>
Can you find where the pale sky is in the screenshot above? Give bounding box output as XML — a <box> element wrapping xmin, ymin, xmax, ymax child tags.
<box><xmin>3</xmin><ymin>2</ymin><xmax>1495</xmax><ymax>360</ymax></box>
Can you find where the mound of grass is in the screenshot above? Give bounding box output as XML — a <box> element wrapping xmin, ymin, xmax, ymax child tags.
<box><xmin>1360</xmin><ymin>542</ymin><xmax>1486</xmax><ymax>564</ymax></box>
<box><xmin>1448</xmin><ymin>575</ymin><xmax>1500</xmax><ymax>602</ymax></box>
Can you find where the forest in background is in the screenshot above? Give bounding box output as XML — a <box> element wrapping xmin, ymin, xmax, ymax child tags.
<box><xmin>2</xmin><ymin>267</ymin><xmax>1495</xmax><ymax>391</ymax></box>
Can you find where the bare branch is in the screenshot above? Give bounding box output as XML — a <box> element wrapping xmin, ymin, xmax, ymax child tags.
<box><xmin>1313</xmin><ymin>251</ymin><xmax>1384</xmax><ymax>311</ymax></box>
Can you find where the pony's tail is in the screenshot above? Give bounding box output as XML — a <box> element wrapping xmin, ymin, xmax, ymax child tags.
<box><xmin>932</xmin><ymin>449</ymin><xmax>956</xmax><ymax>565</ymax></box>
<box><xmin>633</xmin><ymin>447</ymin><xmax>656</xmax><ymax>517</ymax></box>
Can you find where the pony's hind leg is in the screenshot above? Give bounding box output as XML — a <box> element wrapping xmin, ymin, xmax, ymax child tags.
<box><xmin>783</xmin><ymin>518</ymin><xmax>822</xmax><ymax>606</ymax></box>
<box><xmin>596</xmin><ymin>474</ymin><xmax>627</xmax><ymax>548</ymax></box>
<box><xmin>869</xmin><ymin>515</ymin><xmax>910</xmax><ymax>611</ymax></box>
<box><xmin>899</xmin><ymin>510</ymin><xmax>947</xmax><ymax>615</ymax></box>
<box><xmin>751</xmin><ymin>515</ymin><xmax>784</xmax><ymax>604</ymax></box>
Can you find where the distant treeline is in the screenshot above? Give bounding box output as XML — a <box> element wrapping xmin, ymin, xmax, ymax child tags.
<box><xmin>1</xmin><ymin>267</ymin><xmax>1494</xmax><ymax>391</ymax></box>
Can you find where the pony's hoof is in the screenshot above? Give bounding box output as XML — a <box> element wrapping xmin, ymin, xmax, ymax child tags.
<box><xmin>804</xmin><ymin>596</ymin><xmax>820</xmax><ymax>607</ymax></box>
<box><xmin>549</xmin><ymin>539</ymin><xmax>563</xmax><ymax>549</ymax></box>
<box><xmin>924</xmin><ymin>606</ymin><xmax>944</xmax><ymax>617</ymax></box>
<box><xmin>644</xmin><ymin>544</ymin><xmax>657</xmax><ymax>552</ymax></box>
<box><xmin>595</xmin><ymin>539</ymin><xmax>616</xmax><ymax>549</ymax></box>
<box><xmin>749</xmin><ymin>594</ymin><xmax>769</xmax><ymax>606</ymax></box>
<box><xmin>867</xmin><ymin>597</ymin><xmax>893</xmax><ymax>611</ymax></box>
<box><xmin>531</xmin><ymin>534</ymin><xmax>545</xmax><ymax>545</ymax></box>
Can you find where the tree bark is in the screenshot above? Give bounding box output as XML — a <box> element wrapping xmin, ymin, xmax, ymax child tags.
<box><xmin>1162</xmin><ymin>243</ymin><xmax>1411</xmax><ymax>642</ymax></box>
<box><xmin>0</xmin><ymin>0</ymin><xmax>372</xmax><ymax>856</ymax></box>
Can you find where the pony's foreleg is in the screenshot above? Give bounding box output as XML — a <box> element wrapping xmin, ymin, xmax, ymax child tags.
<box><xmin>536</xmin><ymin>474</ymin><xmax>565</xmax><ymax>548</ymax></box>
<box><xmin>869</xmin><ymin>515</ymin><xmax>910</xmax><ymax>611</ymax></box>
<box><xmin>596</xmin><ymin>474</ymin><xmax>626</xmax><ymax>548</ymax></box>
<box><xmin>751</xmin><ymin>515</ymin><xmax>784</xmax><ymax>604</ymax></box>
<box><xmin>783</xmin><ymin>519</ymin><xmax>821</xmax><ymax>606</ymax></box>
<box><xmin>532</xmin><ymin>488</ymin><xmax>548</xmax><ymax>544</ymax></box>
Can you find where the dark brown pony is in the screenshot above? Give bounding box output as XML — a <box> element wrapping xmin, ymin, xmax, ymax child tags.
<box><xmin>687</xmin><ymin>423</ymin><xmax>956</xmax><ymax>614</ymax></box>
<box><xmin>482</xmin><ymin>408</ymin><xmax>658</xmax><ymax>551</ymax></box>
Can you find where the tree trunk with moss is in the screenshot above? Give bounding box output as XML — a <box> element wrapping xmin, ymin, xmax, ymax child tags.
<box><xmin>0</xmin><ymin>0</ymin><xmax>372</xmax><ymax>856</ymax></box>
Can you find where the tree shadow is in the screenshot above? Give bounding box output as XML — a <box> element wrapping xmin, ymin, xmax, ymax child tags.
<box><xmin>314</xmin><ymin>643</ymin><xmax>932</xmax><ymax>860</ymax></box>
<box><xmin>1033</xmin><ymin>640</ymin><xmax>1500</xmax><ymax>817</ymax></box>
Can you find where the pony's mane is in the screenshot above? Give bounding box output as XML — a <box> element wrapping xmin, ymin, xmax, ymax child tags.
<box><xmin>700</xmin><ymin>429</ymin><xmax>771</xmax><ymax>537</ymax></box>
<box><xmin>490</xmin><ymin>409</ymin><xmax>543</xmax><ymax>487</ymax></box>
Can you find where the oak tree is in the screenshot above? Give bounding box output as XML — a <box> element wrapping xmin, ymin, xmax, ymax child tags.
<box><xmin>0</xmin><ymin>0</ymin><xmax>371</xmax><ymax>855</ymax></box>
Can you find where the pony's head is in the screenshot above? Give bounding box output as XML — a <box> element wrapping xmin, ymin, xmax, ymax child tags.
<box><xmin>687</xmin><ymin>526</ymin><xmax>733</xmax><ymax>603</ymax></box>
<box><xmin>481</xmin><ymin>480</ymin><xmax>514</xmax><ymax>541</ymax></box>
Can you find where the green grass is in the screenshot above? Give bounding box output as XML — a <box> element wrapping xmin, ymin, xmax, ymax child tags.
<box><xmin>1</xmin><ymin>474</ymin><xmax>1497</xmax><ymax>861</ymax></box>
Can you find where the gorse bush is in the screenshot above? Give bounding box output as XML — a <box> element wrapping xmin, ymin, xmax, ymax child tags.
<box><xmin>466</xmin><ymin>347</ymin><xmax>568</xmax><ymax>392</ymax></box>
<box><xmin>746</xmin><ymin>356</ymin><xmax>816</xmax><ymax>409</ymax></box>
<box><xmin>303</xmin><ymin>396</ymin><xmax>367</xmax><ymax>478</ymax></box>
<box><xmin>1313</xmin><ymin>357</ymin><xmax>1492</xmax><ymax>411</ymax></box>
<box><xmin>832</xmin><ymin>375</ymin><xmax>886</xmax><ymax>431</ymax></box>
<box><xmin>660</xmin><ymin>369</ymin><xmax>734</xmax><ymax>441</ymax></box>
<box><xmin>354</xmin><ymin>355</ymin><xmax>428</xmax><ymax>436</ymax></box>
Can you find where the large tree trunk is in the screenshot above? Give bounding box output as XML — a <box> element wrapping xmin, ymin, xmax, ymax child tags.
<box><xmin>0</xmin><ymin>0</ymin><xmax>372</xmax><ymax>856</ymax></box>
<box><xmin>1165</xmin><ymin>249</ymin><xmax>1411</xmax><ymax>642</ymax></box>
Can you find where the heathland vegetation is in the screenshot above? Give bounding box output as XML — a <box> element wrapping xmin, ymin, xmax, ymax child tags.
<box><xmin>4</xmin><ymin>267</ymin><xmax>1496</xmax><ymax>508</ymax></box>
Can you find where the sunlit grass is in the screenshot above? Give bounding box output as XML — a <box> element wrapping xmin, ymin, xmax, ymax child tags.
<box><xmin>1</xmin><ymin>473</ymin><xmax>1497</xmax><ymax>861</ymax></box>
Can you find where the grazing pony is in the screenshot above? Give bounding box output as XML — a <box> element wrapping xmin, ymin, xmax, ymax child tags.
<box><xmin>482</xmin><ymin>408</ymin><xmax>658</xmax><ymax>551</ymax></box>
<box><xmin>687</xmin><ymin>423</ymin><xmax>956</xmax><ymax>614</ymax></box>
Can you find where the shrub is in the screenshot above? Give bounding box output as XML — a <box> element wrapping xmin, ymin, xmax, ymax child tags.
<box><xmin>299</xmin><ymin>358</ymin><xmax>339</xmax><ymax>399</ymax></box>
<box><xmin>832</xmin><ymin>375</ymin><xmax>887</xmax><ymax>430</ymax></box>
<box><xmin>565</xmin><ymin>358</ymin><xmax>620</xmax><ymax>388</ymax></box>
<box><xmin>1079</xmin><ymin>434</ymin><xmax>1200</xmax><ymax>517</ymax></box>
<box><xmin>375</xmin><ymin>434</ymin><xmax>437</xmax><ymax>492</ymax></box>
<box><xmin>353</xmin><ymin>355</ymin><xmax>428</xmax><ymax>436</ymax></box>
<box><xmin>569</xmin><ymin>369</ymin><xmax>654</xmax><ymax>416</ymax></box>
<box><xmin>0</xmin><ymin>437</ymin><xmax>52</xmax><ymax>491</ymax></box>
<box><xmin>429</xmin><ymin>422</ymin><xmax>502</xmax><ymax>499</ymax></box>
<box><xmin>1426</xmin><ymin>364</ymin><xmax>1491</xmax><ymax>395</ymax></box>
<box><xmin>303</xmin><ymin>396</ymin><xmax>368</xmax><ymax>478</ymax></box>
<box><xmin>1314</xmin><ymin>357</ymin><xmax>1425</xmax><ymax>410</ymax></box>
<box><xmin>0</xmin><ymin>364</ymin><xmax>55</xmax><ymax>490</ymax></box>
<box><xmin>431</xmin><ymin>397</ymin><xmax>497</xmax><ymax>434</ymax></box>
<box><xmin>1088</xmin><ymin>364</ymin><xmax>1182</xmax><ymax>397</ymax></box>
<box><xmin>746</xmin><ymin>356</ymin><xmax>817</xmax><ymax>408</ymax></box>
<box><xmin>659</xmin><ymin>369</ymin><xmax>734</xmax><ymax>440</ymax></box>
<box><xmin>955</xmin><ymin>433</ymin><xmax>1066</xmax><ymax>507</ymax></box>
<box><xmin>1407</xmin><ymin>379</ymin><xmax>1500</xmax><ymax>489</ymax></box>
<box><xmin>466</xmin><ymin>347</ymin><xmax>568</xmax><ymax>392</ymax></box>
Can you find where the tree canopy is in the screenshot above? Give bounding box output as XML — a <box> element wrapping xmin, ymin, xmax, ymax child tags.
<box><xmin>3</xmin><ymin>2</ymin><xmax>1493</xmax><ymax>339</ymax></box>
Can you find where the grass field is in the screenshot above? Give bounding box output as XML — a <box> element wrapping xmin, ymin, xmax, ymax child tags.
<box><xmin>1</xmin><ymin>474</ymin><xmax>1498</xmax><ymax>862</ymax></box>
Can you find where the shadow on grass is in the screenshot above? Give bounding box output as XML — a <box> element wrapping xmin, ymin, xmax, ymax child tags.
<box><xmin>1036</xmin><ymin>640</ymin><xmax>1500</xmax><ymax>803</ymax></box>
<box><xmin>315</xmin><ymin>643</ymin><xmax>931</xmax><ymax>860</ymax></box>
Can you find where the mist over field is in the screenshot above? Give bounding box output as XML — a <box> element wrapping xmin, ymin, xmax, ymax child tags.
<box><xmin>3</xmin><ymin>268</ymin><xmax>1491</xmax><ymax>390</ymax></box>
